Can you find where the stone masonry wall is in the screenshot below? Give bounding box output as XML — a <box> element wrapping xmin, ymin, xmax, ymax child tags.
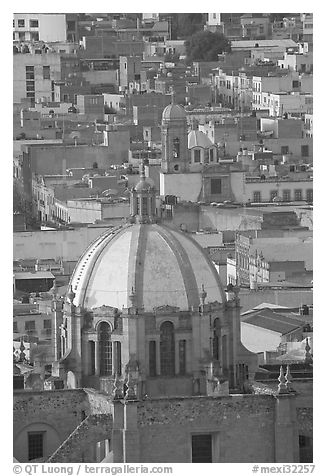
<box><xmin>137</xmin><ymin>395</ymin><xmax>276</xmax><ymax>463</ymax></box>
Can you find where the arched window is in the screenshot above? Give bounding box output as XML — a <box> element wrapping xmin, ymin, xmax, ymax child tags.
<box><xmin>98</xmin><ymin>322</ymin><xmax>112</xmax><ymax>376</ymax></box>
<box><xmin>212</xmin><ymin>318</ymin><xmax>221</xmax><ymax>360</ymax></box>
<box><xmin>173</xmin><ymin>137</ymin><xmax>180</xmax><ymax>158</ymax></box>
<box><xmin>160</xmin><ymin>321</ymin><xmax>175</xmax><ymax>376</ymax></box>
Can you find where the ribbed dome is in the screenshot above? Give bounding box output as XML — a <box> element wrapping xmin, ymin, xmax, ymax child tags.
<box><xmin>134</xmin><ymin>178</ymin><xmax>154</xmax><ymax>192</ymax></box>
<box><xmin>188</xmin><ymin>130</ymin><xmax>214</xmax><ymax>149</ymax></box>
<box><xmin>69</xmin><ymin>223</ymin><xmax>225</xmax><ymax>311</ymax></box>
<box><xmin>162</xmin><ymin>103</ymin><xmax>186</xmax><ymax>122</ymax></box>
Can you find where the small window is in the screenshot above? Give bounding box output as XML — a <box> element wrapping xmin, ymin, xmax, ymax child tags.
<box><xmin>43</xmin><ymin>319</ymin><xmax>51</xmax><ymax>329</ymax></box>
<box><xmin>18</xmin><ymin>19</ymin><xmax>25</xmax><ymax>28</ymax></box>
<box><xmin>13</xmin><ymin>322</ymin><xmax>18</xmax><ymax>333</ymax></box>
<box><xmin>28</xmin><ymin>432</ymin><xmax>44</xmax><ymax>461</ymax></box>
<box><xmin>179</xmin><ymin>340</ymin><xmax>186</xmax><ymax>375</ymax></box>
<box><xmin>282</xmin><ymin>190</ymin><xmax>291</xmax><ymax>202</ymax></box>
<box><xmin>43</xmin><ymin>66</ymin><xmax>50</xmax><ymax>80</ymax></box>
<box><xmin>192</xmin><ymin>434</ymin><xmax>212</xmax><ymax>463</ymax></box>
<box><xmin>294</xmin><ymin>189</ymin><xmax>302</xmax><ymax>201</ymax></box>
<box><xmin>270</xmin><ymin>190</ymin><xmax>278</xmax><ymax>201</ymax></box>
<box><xmin>25</xmin><ymin>321</ymin><xmax>35</xmax><ymax>331</ymax></box>
<box><xmin>281</xmin><ymin>145</ymin><xmax>289</xmax><ymax>155</ymax></box>
<box><xmin>211</xmin><ymin>178</ymin><xmax>222</xmax><ymax>195</ymax></box>
<box><xmin>253</xmin><ymin>191</ymin><xmax>261</xmax><ymax>203</ymax></box>
<box><xmin>194</xmin><ymin>149</ymin><xmax>201</xmax><ymax>163</ymax></box>
<box><xmin>306</xmin><ymin>189</ymin><xmax>313</xmax><ymax>202</ymax></box>
<box><xmin>301</xmin><ymin>145</ymin><xmax>309</xmax><ymax>157</ymax></box>
<box><xmin>30</xmin><ymin>19</ymin><xmax>39</xmax><ymax>28</ymax></box>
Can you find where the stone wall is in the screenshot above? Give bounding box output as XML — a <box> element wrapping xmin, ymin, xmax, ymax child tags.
<box><xmin>137</xmin><ymin>395</ymin><xmax>276</xmax><ymax>462</ymax></box>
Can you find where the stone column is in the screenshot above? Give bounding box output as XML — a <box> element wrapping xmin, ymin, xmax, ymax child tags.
<box><xmin>123</xmin><ymin>401</ymin><xmax>140</xmax><ymax>463</ymax></box>
<box><xmin>274</xmin><ymin>394</ymin><xmax>299</xmax><ymax>462</ymax></box>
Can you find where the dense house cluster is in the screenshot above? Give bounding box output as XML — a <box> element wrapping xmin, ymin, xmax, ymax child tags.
<box><xmin>13</xmin><ymin>13</ymin><xmax>313</xmax><ymax>465</ymax></box>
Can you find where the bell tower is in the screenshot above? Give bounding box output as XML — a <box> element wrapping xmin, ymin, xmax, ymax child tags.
<box><xmin>161</xmin><ymin>94</ymin><xmax>188</xmax><ymax>174</ymax></box>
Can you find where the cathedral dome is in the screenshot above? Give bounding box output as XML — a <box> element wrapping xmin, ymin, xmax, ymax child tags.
<box><xmin>162</xmin><ymin>103</ymin><xmax>186</xmax><ymax>122</ymax></box>
<box><xmin>69</xmin><ymin>224</ymin><xmax>225</xmax><ymax>312</ymax></box>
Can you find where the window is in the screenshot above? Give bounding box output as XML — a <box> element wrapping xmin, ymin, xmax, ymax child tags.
<box><xmin>294</xmin><ymin>189</ymin><xmax>302</xmax><ymax>201</ymax></box>
<box><xmin>99</xmin><ymin>322</ymin><xmax>112</xmax><ymax>376</ymax></box>
<box><xmin>179</xmin><ymin>340</ymin><xmax>186</xmax><ymax>375</ymax></box>
<box><xmin>114</xmin><ymin>341</ymin><xmax>122</xmax><ymax>376</ymax></box>
<box><xmin>26</xmin><ymin>81</ymin><xmax>35</xmax><ymax>92</ymax></box>
<box><xmin>43</xmin><ymin>320</ymin><xmax>51</xmax><ymax>330</ymax></box>
<box><xmin>194</xmin><ymin>149</ymin><xmax>201</xmax><ymax>163</ymax></box>
<box><xmin>160</xmin><ymin>322</ymin><xmax>175</xmax><ymax>376</ymax></box>
<box><xmin>306</xmin><ymin>189</ymin><xmax>313</xmax><ymax>202</ymax></box>
<box><xmin>31</xmin><ymin>32</ymin><xmax>39</xmax><ymax>41</ymax></box>
<box><xmin>211</xmin><ymin>178</ymin><xmax>222</xmax><ymax>195</ymax></box>
<box><xmin>270</xmin><ymin>190</ymin><xmax>278</xmax><ymax>201</ymax></box>
<box><xmin>43</xmin><ymin>66</ymin><xmax>50</xmax><ymax>80</ymax></box>
<box><xmin>212</xmin><ymin>318</ymin><xmax>221</xmax><ymax>360</ymax></box>
<box><xmin>149</xmin><ymin>341</ymin><xmax>156</xmax><ymax>377</ymax></box>
<box><xmin>192</xmin><ymin>434</ymin><xmax>212</xmax><ymax>463</ymax></box>
<box><xmin>26</xmin><ymin>66</ymin><xmax>35</xmax><ymax>80</ymax></box>
<box><xmin>28</xmin><ymin>432</ymin><xmax>44</xmax><ymax>461</ymax></box>
<box><xmin>301</xmin><ymin>145</ymin><xmax>309</xmax><ymax>157</ymax></box>
<box><xmin>280</xmin><ymin>145</ymin><xmax>289</xmax><ymax>155</ymax></box>
<box><xmin>299</xmin><ymin>435</ymin><xmax>313</xmax><ymax>463</ymax></box>
<box><xmin>142</xmin><ymin>196</ymin><xmax>148</xmax><ymax>216</ymax></box>
<box><xmin>292</xmin><ymin>80</ymin><xmax>300</xmax><ymax>88</ymax></box>
<box><xmin>25</xmin><ymin>321</ymin><xmax>35</xmax><ymax>331</ymax></box>
<box><xmin>18</xmin><ymin>19</ymin><xmax>25</xmax><ymax>28</ymax></box>
<box><xmin>13</xmin><ymin>322</ymin><xmax>18</xmax><ymax>333</ymax></box>
<box><xmin>282</xmin><ymin>189</ymin><xmax>291</xmax><ymax>202</ymax></box>
<box><xmin>30</xmin><ymin>19</ymin><xmax>39</xmax><ymax>28</ymax></box>
<box><xmin>173</xmin><ymin>137</ymin><xmax>180</xmax><ymax>158</ymax></box>
<box><xmin>209</xmin><ymin>149</ymin><xmax>214</xmax><ymax>162</ymax></box>
<box><xmin>253</xmin><ymin>191</ymin><xmax>261</xmax><ymax>203</ymax></box>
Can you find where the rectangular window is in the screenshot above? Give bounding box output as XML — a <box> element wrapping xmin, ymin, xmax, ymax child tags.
<box><xmin>253</xmin><ymin>191</ymin><xmax>261</xmax><ymax>203</ymax></box>
<box><xmin>26</xmin><ymin>81</ymin><xmax>35</xmax><ymax>92</ymax></box>
<box><xmin>270</xmin><ymin>190</ymin><xmax>278</xmax><ymax>201</ymax></box>
<box><xmin>18</xmin><ymin>19</ymin><xmax>25</xmax><ymax>28</ymax></box>
<box><xmin>43</xmin><ymin>66</ymin><xmax>50</xmax><ymax>80</ymax></box>
<box><xmin>179</xmin><ymin>340</ymin><xmax>186</xmax><ymax>375</ymax></box>
<box><xmin>281</xmin><ymin>145</ymin><xmax>289</xmax><ymax>155</ymax></box>
<box><xmin>194</xmin><ymin>149</ymin><xmax>201</xmax><ymax>163</ymax></box>
<box><xmin>25</xmin><ymin>321</ymin><xmax>35</xmax><ymax>331</ymax></box>
<box><xmin>30</xmin><ymin>19</ymin><xmax>39</xmax><ymax>28</ymax></box>
<box><xmin>301</xmin><ymin>145</ymin><xmax>309</xmax><ymax>157</ymax></box>
<box><xmin>211</xmin><ymin>178</ymin><xmax>222</xmax><ymax>195</ymax></box>
<box><xmin>43</xmin><ymin>319</ymin><xmax>51</xmax><ymax>329</ymax></box>
<box><xmin>306</xmin><ymin>189</ymin><xmax>313</xmax><ymax>202</ymax></box>
<box><xmin>294</xmin><ymin>189</ymin><xmax>302</xmax><ymax>201</ymax></box>
<box><xmin>114</xmin><ymin>341</ymin><xmax>122</xmax><ymax>376</ymax></box>
<box><xmin>292</xmin><ymin>80</ymin><xmax>300</xmax><ymax>88</ymax></box>
<box><xmin>282</xmin><ymin>189</ymin><xmax>291</xmax><ymax>202</ymax></box>
<box><xmin>13</xmin><ymin>322</ymin><xmax>18</xmax><ymax>333</ymax></box>
<box><xmin>28</xmin><ymin>432</ymin><xmax>44</xmax><ymax>461</ymax></box>
<box><xmin>149</xmin><ymin>341</ymin><xmax>156</xmax><ymax>377</ymax></box>
<box><xmin>192</xmin><ymin>434</ymin><xmax>212</xmax><ymax>463</ymax></box>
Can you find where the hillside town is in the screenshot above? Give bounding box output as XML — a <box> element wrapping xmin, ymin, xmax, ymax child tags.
<box><xmin>13</xmin><ymin>13</ymin><xmax>313</xmax><ymax>465</ymax></box>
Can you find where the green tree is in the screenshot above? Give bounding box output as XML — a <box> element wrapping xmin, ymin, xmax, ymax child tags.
<box><xmin>185</xmin><ymin>30</ymin><xmax>231</xmax><ymax>62</ymax></box>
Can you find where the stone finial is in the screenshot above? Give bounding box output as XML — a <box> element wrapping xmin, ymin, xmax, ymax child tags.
<box><xmin>19</xmin><ymin>339</ymin><xmax>26</xmax><ymax>362</ymax></box>
<box><xmin>112</xmin><ymin>373</ymin><xmax>124</xmax><ymax>400</ymax></box>
<box><xmin>125</xmin><ymin>372</ymin><xmax>137</xmax><ymax>400</ymax></box>
<box><xmin>285</xmin><ymin>364</ymin><xmax>293</xmax><ymax>392</ymax></box>
<box><xmin>67</xmin><ymin>285</ymin><xmax>75</xmax><ymax>304</ymax></box>
<box><xmin>304</xmin><ymin>337</ymin><xmax>313</xmax><ymax>363</ymax></box>
<box><xmin>50</xmin><ymin>279</ymin><xmax>58</xmax><ymax>299</ymax></box>
<box><xmin>129</xmin><ymin>286</ymin><xmax>137</xmax><ymax>308</ymax></box>
<box><xmin>277</xmin><ymin>365</ymin><xmax>289</xmax><ymax>394</ymax></box>
<box><xmin>200</xmin><ymin>284</ymin><xmax>207</xmax><ymax>306</ymax></box>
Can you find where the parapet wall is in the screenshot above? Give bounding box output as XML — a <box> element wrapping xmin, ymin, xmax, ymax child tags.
<box><xmin>137</xmin><ymin>395</ymin><xmax>276</xmax><ymax>462</ymax></box>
